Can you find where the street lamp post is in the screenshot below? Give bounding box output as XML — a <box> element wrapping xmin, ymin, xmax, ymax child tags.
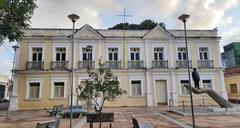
<box><xmin>68</xmin><ymin>13</ymin><xmax>80</xmax><ymax>128</ymax></box>
<box><xmin>178</xmin><ymin>14</ymin><xmax>196</xmax><ymax>128</ymax></box>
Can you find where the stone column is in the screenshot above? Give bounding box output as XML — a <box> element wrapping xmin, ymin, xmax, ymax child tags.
<box><xmin>170</xmin><ymin>71</ymin><xmax>178</xmax><ymax>106</ymax></box>
<box><xmin>9</xmin><ymin>77</ymin><xmax>18</xmax><ymax>110</ymax></box>
<box><xmin>219</xmin><ymin>71</ymin><xmax>228</xmax><ymax>100</ymax></box>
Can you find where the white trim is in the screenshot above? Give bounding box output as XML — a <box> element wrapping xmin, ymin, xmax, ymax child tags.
<box><xmin>25</xmin><ymin>78</ymin><xmax>43</xmax><ymax>99</ymax></box>
<box><xmin>52</xmin><ymin>43</ymin><xmax>69</xmax><ymax>61</ymax></box>
<box><xmin>128</xmin><ymin>76</ymin><xmax>145</xmax><ymax>97</ymax></box>
<box><xmin>105</xmin><ymin>44</ymin><xmax>121</xmax><ymax>61</ymax></box>
<box><xmin>50</xmin><ymin>77</ymin><xmax>67</xmax><ymax>98</ymax></box>
<box><xmin>153</xmin><ymin>76</ymin><xmax>170</xmax><ymax>106</ymax></box>
<box><xmin>200</xmin><ymin>75</ymin><xmax>215</xmax><ymax>90</ymax></box>
<box><xmin>197</xmin><ymin>43</ymin><xmax>212</xmax><ymax>60</ymax></box>
<box><xmin>79</xmin><ymin>43</ymin><xmax>96</xmax><ymax>61</ymax></box>
<box><xmin>28</xmin><ymin>42</ymin><xmax>45</xmax><ymax>61</ymax></box>
<box><xmin>128</xmin><ymin>44</ymin><xmax>144</xmax><ymax>61</ymax></box>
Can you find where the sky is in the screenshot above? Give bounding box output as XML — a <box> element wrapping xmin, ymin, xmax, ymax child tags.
<box><xmin>1</xmin><ymin>0</ymin><xmax>240</xmax><ymax>77</ymax></box>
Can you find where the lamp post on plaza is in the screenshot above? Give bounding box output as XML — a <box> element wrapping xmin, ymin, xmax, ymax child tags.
<box><xmin>68</xmin><ymin>13</ymin><xmax>80</xmax><ymax>128</ymax></box>
<box><xmin>86</xmin><ymin>45</ymin><xmax>92</xmax><ymax>112</ymax></box>
<box><xmin>178</xmin><ymin>14</ymin><xmax>196</xmax><ymax>128</ymax></box>
<box><xmin>7</xmin><ymin>45</ymin><xmax>19</xmax><ymax>118</ymax></box>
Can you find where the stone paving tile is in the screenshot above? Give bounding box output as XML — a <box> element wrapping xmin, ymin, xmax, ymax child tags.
<box><xmin>0</xmin><ymin>110</ymin><xmax>80</xmax><ymax>128</ymax></box>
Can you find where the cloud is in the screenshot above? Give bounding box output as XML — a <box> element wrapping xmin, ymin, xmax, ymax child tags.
<box><xmin>30</xmin><ymin>0</ymin><xmax>122</xmax><ymax>28</ymax></box>
<box><xmin>221</xmin><ymin>28</ymin><xmax>240</xmax><ymax>48</ymax></box>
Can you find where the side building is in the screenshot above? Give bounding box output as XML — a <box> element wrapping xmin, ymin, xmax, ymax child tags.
<box><xmin>10</xmin><ymin>24</ymin><xmax>227</xmax><ymax>110</ymax></box>
<box><xmin>222</xmin><ymin>42</ymin><xmax>240</xmax><ymax>68</ymax></box>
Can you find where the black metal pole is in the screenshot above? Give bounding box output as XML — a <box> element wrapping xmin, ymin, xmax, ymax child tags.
<box><xmin>183</xmin><ymin>20</ymin><xmax>196</xmax><ymax>128</ymax></box>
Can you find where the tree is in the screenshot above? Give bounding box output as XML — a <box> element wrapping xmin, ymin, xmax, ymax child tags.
<box><xmin>108</xmin><ymin>19</ymin><xmax>162</xmax><ymax>30</ymax></box>
<box><xmin>0</xmin><ymin>0</ymin><xmax>37</xmax><ymax>44</ymax></box>
<box><xmin>77</xmin><ymin>63</ymin><xmax>126</xmax><ymax>128</ymax></box>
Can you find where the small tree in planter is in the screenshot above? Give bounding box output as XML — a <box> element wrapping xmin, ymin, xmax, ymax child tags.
<box><xmin>77</xmin><ymin>62</ymin><xmax>126</xmax><ymax>128</ymax></box>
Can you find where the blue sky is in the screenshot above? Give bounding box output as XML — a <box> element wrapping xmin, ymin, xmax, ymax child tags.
<box><xmin>1</xmin><ymin>0</ymin><xmax>240</xmax><ymax>77</ymax></box>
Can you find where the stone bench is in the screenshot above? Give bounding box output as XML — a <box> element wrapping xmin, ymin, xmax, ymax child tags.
<box><xmin>131</xmin><ymin>113</ymin><xmax>153</xmax><ymax>128</ymax></box>
<box><xmin>87</xmin><ymin>112</ymin><xmax>114</xmax><ymax>128</ymax></box>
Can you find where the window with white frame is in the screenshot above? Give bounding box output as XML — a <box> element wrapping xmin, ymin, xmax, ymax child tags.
<box><xmin>56</xmin><ymin>48</ymin><xmax>66</xmax><ymax>61</ymax></box>
<box><xmin>130</xmin><ymin>48</ymin><xmax>140</xmax><ymax>60</ymax></box>
<box><xmin>32</xmin><ymin>48</ymin><xmax>42</xmax><ymax>61</ymax></box>
<box><xmin>180</xmin><ymin>80</ymin><xmax>190</xmax><ymax>95</ymax></box>
<box><xmin>154</xmin><ymin>48</ymin><xmax>163</xmax><ymax>60</ymax></box>
<box><xmin>202</xmin><ymin>80</ymin><xmax>212</xmax><ymax>89</ymax></box>
<box><xmin>108</xmin><ymin>48</ymin><xmax>118</xmax><ymax>61</ymax></box>
<box><xmin>29</xmin><ymin>82</ymin><xmax>40</xmax><ymax>99</ymax></box>
<box><xmin>199</xmin><ymin>47</ymin><xmax>209</xmax><ymax>60</ymax></box>
<box><xmin>82</xmin><ymin>48</ymin><xmax>92</xmax><ymax>61</ymax></box>
<box><xmin>230</xmin><ymin>84</ymin><xmax>237</xmax><ymax>93</ymax></box>
<box><xmin>131</xmin><ymin>80</ymin><xmax>142</xmax><ymax>96</ymax></box>
<box><xmin>53</xmin><ymin>82</ymin><xmax>64</xmax><ymax>98</ymax></box>
<box><xmin>177</xmin><ymin>47</ymin><xmax>187</xmax><ymax>60</ymax></box>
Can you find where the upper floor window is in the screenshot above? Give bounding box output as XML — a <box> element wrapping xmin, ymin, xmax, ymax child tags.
<box><xmin>199</xmin><ymin>47</ymin><xmax>209</xmax><ymax>60</ymax></box>
<box><xmin>230</xmin><ymin>84</ymin><xmax>237</xmax><ymax>93</ymax></box>
<box><xmin>202</xmin><ymin>80</ymin><xmax>212</xmax><ymax>89</ymax></box>
<box><xmin>82</xmin><ymin>48</ymin><xmax>92</xmax><ymax>61</ymax></box>
<box><xmin>108</xmin><ymin>48</ymin><xmax>118</xmax><ymax>61</ymax></box>
<box><xmin>154</xmin><ymin>48</ymin><xmax>163</xmax><ymax>60</ymax></box>
<box><xmin>130</xmin><ymin>48</ymin><xmax>140</xmax><ymax>61</ymax></box>
<box><xmin>32</xmin><ymin>48</ymin><xmax>42</xmax><ymax>61</ymax></box>
<box><xmin>180</xmin><ymin>80</ymin><xmax>190</xmax><ymax>95</ymax></box>
<box><xmin>177</xmin><ymin>47</ymin><xmax>187</xmax><ymax>60</ymax></box>
<box><xmin>56</xmin><ymin>48</ymin><xmax>66</xmax><ymax>61</ymax></box>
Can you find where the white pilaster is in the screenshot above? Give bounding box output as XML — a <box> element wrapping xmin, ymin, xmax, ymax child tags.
<box><xmin>216</xmin><ymin>40</ymin><xmax>223</xmax><ymax>68</ymax></box>
<box><xmin>219</xmin><ymin>71</ymin><xmax>228</xmax><ymax>100</ymax></box>
<box><xmin>146</xmin><ymin>72</ymin><xmax>153</xmax><ymax>106</ymax></box>
<box><xmin>144</xmin><ymin>40</ymin><xmax>150</xmax><ymax>69</ymax></box>
<box><xmin>9</xmin><ymin>77</ymin><xmax>18</xmax><ymax>110</ymax></box>
<box><xmin>170</xmin><ymin>71</ymin><xmax>178</xmax><ymax>106</ymax></box>
<box><xmin>169</xmin><ymin>40</ymin><xmax>174</xmax><ymax>68</ymax></box>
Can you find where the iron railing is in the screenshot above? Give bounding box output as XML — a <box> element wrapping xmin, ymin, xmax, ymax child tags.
<box><xmin>128</xmin><ymin>60</ymin><xmax>144</xmax><ymax>69</ymax></box>
<box><xmin>51</xmin><ymin>61</ymin><xmax>68</xmax><ymax>70</ymax></box>
<box><xmin>198</xmin><ymin>60</ymin><xmax>214</xmax><ymax>69</ymax></box>
<box><xmin>105</xmin><ymin>61</ymin><xmax>121</xmax><ymax>69</ymax></box>
<box><xmin>176</xmin><ymin>60</ymin><xmax>192</xmax><ymax>68</ymax></box>
<box><xmin>78</xmin><ymin>61</ymin><xmax>95</xmax><ymax>69</ymax></box>
<box><xmin>26</xmin><ymin>61</ymin><xmax>44</xmax><ymax>70</ymax></box>
<box><xmin>152</xmin><ymin>60</ymin><xmax>168</xmax><ymax>68</ymax></box>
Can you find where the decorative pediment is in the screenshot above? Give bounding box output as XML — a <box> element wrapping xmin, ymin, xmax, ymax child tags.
<box><xmin>74</xmin><ymin>24</ymin><xmax>104</xmax><ymax>39</ymax></box>
<box><xmin>143</xmin><ymin>25</ymin><xmax>175</xmax><ymax>39</ymax></box>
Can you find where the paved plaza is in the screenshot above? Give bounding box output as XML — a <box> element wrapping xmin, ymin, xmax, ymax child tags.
<box><xmin>1</xmin><ymin>106</ymin><xmax>240</xmax><ymax>128</ymax></box>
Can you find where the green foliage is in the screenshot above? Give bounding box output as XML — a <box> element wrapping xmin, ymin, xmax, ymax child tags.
<box><xmin>77</xmin><ymin>63</ymin><xmax>126</xmax><ymax>112</ymax></box>
<box><xmin>0</xmin><ymin>0</ymin><xmax>37</xmax><ymax>44</ymax></box>
<box><xmin>108</xmin><ymin>19</ymin><xmax>165</xmax><ymax>30</ymax></box>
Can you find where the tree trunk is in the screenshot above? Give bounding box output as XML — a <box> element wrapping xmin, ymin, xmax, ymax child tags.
<box><xmin>99</xmin><ymin>110</ymin><xmax>102</xmax><ymax>128</ymax></box>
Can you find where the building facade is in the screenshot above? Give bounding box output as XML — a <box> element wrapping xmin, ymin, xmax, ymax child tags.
<box><xmin>0</xmin><ymin>75</ymin><xmax>10</xmax><ymax>100</ymax></box>
<box><xmin>10</xmin><ymin>24</ymin><xmax>227</xmax><ymax>110</ymax></box>
<box><xmin>222</xmin><ymin>42</ymin><xmax>240</xmax><ymax>68</ymax></box>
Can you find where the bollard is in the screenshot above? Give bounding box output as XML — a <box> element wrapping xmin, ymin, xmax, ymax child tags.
<box><xmin>202</xmin><ymin>98</ymin><xmax>205</xmax><ymax>107</ymax></box>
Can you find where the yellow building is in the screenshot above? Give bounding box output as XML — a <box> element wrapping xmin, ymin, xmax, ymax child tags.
<box><xmin>224</xmin><ymin>67</ymin><xmax>240</xmax><ymax>100</ymax></box>
<box><xmin>9</xmin><ymin>25</ymin><xmax>227</xmax><ymax>110</ymax></box>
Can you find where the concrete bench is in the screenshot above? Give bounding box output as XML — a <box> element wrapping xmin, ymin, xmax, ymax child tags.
<box><xmin>131</xmin><ymin>113</ymin><xmax>153</xmax><ymax>128</ymax></box>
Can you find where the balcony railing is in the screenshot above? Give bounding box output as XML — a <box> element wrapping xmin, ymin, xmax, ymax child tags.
<box><xmin>51</xmin><ymin>61</ymin><xmax>68</xmax><ymax>70</ymax></box>
<box><xmin>26</xmin><ymin>61</ymin><xmax>44</xmax><ymax>70</ymax></box>
<box><xmin>78</xmin><ymin>61</ymin><xmax>95</xmax><ymax>69</ymax></box>
<box><xmin>128</xmin><ymin>60</ymin><xmax>144</xmax><ymax>69</ymax></box>
<box><xmin>176</xmin><ymin>60</ymin><xmax>192</xmax><ymax>68</ymax></box>
<box><xmin>198</xmin><ymin>60</ymin><xmax>214</xmax><ymax>69</ymax></box>
<box><xmin>152</xmin><ymin>60</ymin><xmax>168</xmax><ymax>69</ymax></box>
<box><xmin>105</xmin><ymin>61</ymin><xmax>121</xmax><ymax>69</ymax></box>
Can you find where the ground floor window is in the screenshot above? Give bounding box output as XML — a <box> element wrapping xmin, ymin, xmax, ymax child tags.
<box><xmin>180</xmin><ymin>80</ymin><xmax>190</xmax><ymax>95</ymax></box>
<box><xmin>54</xmin><ymin>82</ymin><xmax>64</xmax><ymax>98</ymax></box>
<box><xmin>131</xmin><ymin>80</ymin><xmax>142</xmax><ymax>96</ymax></box>
<box><xmin>29</xmin><ymin>82</ymin><xmax>40</xmax><ymax>99</ymax></box>
<box><xmin>230</xmin><ymin>84</ymin><xmax>237</xmax><ymax>93</ymax></box>
<box><xmin>202</xmin><ymin>80</ymin><xmax>212</xmax><ymax>89</ymax></box>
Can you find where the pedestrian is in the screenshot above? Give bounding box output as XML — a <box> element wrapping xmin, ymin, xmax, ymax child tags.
<box><xmin>192</xmin><ymin>68</ymin><xmax>200</xmax><ymax>89</ymax></box>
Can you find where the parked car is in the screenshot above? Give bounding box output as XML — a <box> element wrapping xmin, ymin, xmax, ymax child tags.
<box><xmin>0</xmin><ymin>99</ymin><xmax>9</xmax><ymax>110</ymax></box>
<box><xmin>62</xmin><ymin>105</ymin><xmax>87</xmax><ymax>118</ymax></box>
